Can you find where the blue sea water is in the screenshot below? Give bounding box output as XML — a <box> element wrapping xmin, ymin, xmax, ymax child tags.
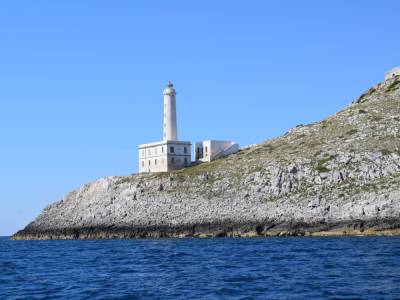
<box><xmin>1</xmin><ymin>237</ymin><xmax>400</xmax><ymax>299</ymax></box>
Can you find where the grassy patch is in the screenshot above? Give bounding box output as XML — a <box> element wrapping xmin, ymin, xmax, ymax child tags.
<box><xmin>386</xmin><ymin>78</ymin><xmax>400</xmax><ymax>92</ymax></box>
<box><xmin>356</xmin><ymin>87</ymin><xmax>376</xmax><ymax>103</ymax></box>
<box><xmin>296</xmin><ymin>133</ymin><xmax>307</xmax><ymax>139</ymax></box>
<box><xmin>261</xmin><ymin>144</ymin><xmax>275</xmax><ymax>154</ymax></box>
<box><xmin>370</xmin><ymin>114</ymin><xmax>384</xmax><ymax>122</ymax></box>
<box><xmin>315</xmin><ymin>165</ymin><xmax>330</xmax><ymax>173</ymax></box>
<box><xmin>251</xmin><ymin>165</ymin><xmax>264</xmax><ymax>173</ymax></box>
<box><xmin>115</xmin><ymin>176</ymin><xmax>138</xmax><ymax>185</ymax></box>
<box><xmin>314</xmin><ymin>153</ymin><xmax>336</xmax><ymax>173</ymax></box>
<box><xmin>321</xmin><ymin>120</ymin><xmax>328</xmax><ymax>129</ymax></box>
<box><xmin>175</xmin><ymin>158</ymin><xmax>225</xmax><ymax>177</ymax></box>
<box><xmin>317</xmin><ymin>154</ymin><xmax>337</xmax><ymax>165</ymax></box>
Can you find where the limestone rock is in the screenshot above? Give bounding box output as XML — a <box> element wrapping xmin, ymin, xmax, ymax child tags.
<box><xmin>12</xmin><ymin>75</ymin><xmax>400</xmax><ymax>239</ymax></box>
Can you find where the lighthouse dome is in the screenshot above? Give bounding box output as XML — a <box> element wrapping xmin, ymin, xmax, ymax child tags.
<box><xmin>163</xmin><ymin>81</ymin><xmax>176</xmax><ymax>95</ymax></box>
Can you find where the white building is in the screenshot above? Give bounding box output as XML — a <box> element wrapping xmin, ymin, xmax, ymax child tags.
<box><xmin>139</xmin><ymin>82</ymin><xmax>191</xmax><ymax>173</ymax></box>
<box><xmin>195</xmin><ymin>140</ymin><xmax>239</xmax><ymax>162</ymax></box>
<box><xmin>385</xmin><ymin>67</ymin><xmax>400</xmax><ymax>80</ymax></box>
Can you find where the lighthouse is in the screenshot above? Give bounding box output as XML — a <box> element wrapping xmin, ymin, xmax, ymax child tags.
<box><xmin>163</xmin><ymin>81</ymin><xmax>178</xmax><ymax>141</ymax></box>
<box><xmin>138</xmin><ymin>82</ymin><xmax>191</xmax><ymax>173</ymax></box>
<box><xmin>138</xmin><ymin>82</ymin><xmax>239</xmax><ymax>173</ymax></box>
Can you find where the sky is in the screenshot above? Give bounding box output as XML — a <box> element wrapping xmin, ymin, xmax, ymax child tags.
<box><xmin>0</xmin><ymin>1</ymin><xmax>399</xmax><ymax>236</ymax></box>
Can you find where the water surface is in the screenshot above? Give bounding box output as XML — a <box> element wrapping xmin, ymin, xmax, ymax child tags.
<box><xmin>1</xmin><ymin>236</ymin><xmax>399</xmax><ymax>299</ymax></box>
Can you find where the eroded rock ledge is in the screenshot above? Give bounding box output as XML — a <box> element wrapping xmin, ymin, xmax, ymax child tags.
<box><xmin>12</xmin><ymin>219</ymin><xmax>400</xmax><ymax>240</ymax></box>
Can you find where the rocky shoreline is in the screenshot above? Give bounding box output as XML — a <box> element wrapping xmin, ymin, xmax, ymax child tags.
<box><xmin>12</xmin><ymin>76</ymin><xmax>400</xmax><ymax>240</ymax></box>
<box><xmin>12</xmin><ymin>219</ymin><xmax>400</xmax><ymax>240</ymax></box>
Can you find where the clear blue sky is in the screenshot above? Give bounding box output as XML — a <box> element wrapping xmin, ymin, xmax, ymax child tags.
<box><xmin>1</xmin><ymin>1</ymin><xmax>399</xmax><ymax>236</ymax></box>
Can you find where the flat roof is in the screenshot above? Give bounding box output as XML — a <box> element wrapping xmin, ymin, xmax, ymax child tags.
<box><xmin>195</xmin><ymin>140</ymin><xmax>238</xmax><ymax>144</ymax></box>
<box><xmin>139</xmin><ymin>140</ymin><xmax>191</xmax><ymax>148</ymax></box>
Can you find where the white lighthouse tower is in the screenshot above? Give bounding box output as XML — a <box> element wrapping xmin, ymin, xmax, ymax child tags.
<box><xmin>138</xmin><ymin>82</ymin><xmax>191</xmax><ymax>173</ymax></box>
<box><xmin>163</xmin><ymin>81</ymin><xmax>178</xmax><ymax>141</ymax></box>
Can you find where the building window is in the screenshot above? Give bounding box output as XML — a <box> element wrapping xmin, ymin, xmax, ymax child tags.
<box><xmin>141</xmin><ymin>161</ymin><xmax>144</xmax><ymax>167</ymax></box>
<box><xmin>184</xmin><ymin>158</ymin><xmax>188</xmax><ymax>166</ymax></box>
<box><xmin>155</xmin><ymin>148</ymin><xmax>158</xmax><ymax>155</ymax></box>
<box><xmin>142</xmin><ymin>150</ymin><xmax>145</xmax><ymax>157</ymax></box>
<box><xmin>170</xmin><ymin>146</ymin><xmax>175</xmax><ymax>153</ymax></box>
<box><xmin>162</xmin><ymin>147</ymin><xmax>164</xmax><ymax>153</ymax></box>
<box><xmin>184</xmin><ymin>147</ymin><xmax>187</xmax><ymax>154</ymax></box>
<box><xmin>148</xmin><ymin>160</ymin><xmax>151</xmax><ymax>166</ymax></box>
<box><xmin>171</xmin><ymin>157</ymin><xmax>175</xmax><ymax>164</ymax></box>
<box><xmin>155</xmin><ymin>159</ymin><xmax>157</xmax><ymax>165</ymax></box>
<box><xmin>148</xmin><ymin>149</ymin><xmax>151</xmax><ymax>155</ymax></box>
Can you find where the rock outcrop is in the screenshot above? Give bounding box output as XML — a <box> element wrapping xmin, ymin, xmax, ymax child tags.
<box><xmin>13</xmin><ymin>76</ymin><xmax>400</xmax><ymax>239</ymax></box>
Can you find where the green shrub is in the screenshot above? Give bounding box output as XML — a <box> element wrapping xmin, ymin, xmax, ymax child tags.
<box><xmin>346</xmin><ymin>129</ymin><xmax>358</xmax><ymax>135</ymax></box>
<box><xmin>315</xmin><ymin>165</ymin><xmax>330</xmax><ymax>173</ymax></box>
<box><xmin>386</xmin><ymin>79</ymin><xmax>400</xmax><ymax>92</ymax></box>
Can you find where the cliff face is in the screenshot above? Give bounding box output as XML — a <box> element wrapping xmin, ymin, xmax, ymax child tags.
<box><xmin>13</xmin><ymin>77</ymin><xmax>400</xmax><ymax>239</ymax></box>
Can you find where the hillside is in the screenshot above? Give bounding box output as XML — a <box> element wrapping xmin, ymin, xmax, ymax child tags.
<box><xmin>13</xmin><ymin>76</ymin><xmax>400</xmax><ymax>239</ymax></box>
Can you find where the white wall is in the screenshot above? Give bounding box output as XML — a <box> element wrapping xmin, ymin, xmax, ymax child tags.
<box><xmin>163</xmin><ymin>84</ymin><xmax>178</xmax><ymax>141</ymax></box>
<box><xmin>139</xmin><ymin>141</ymin><xmax>191</xmax><ymax>173</ymax></box>
<box><xmin>195</xmin><ymin>140</ymin><xmax>239</xmax><ymax>162</ymax></box>
<box><xmin>385</xmin><ymin>67</ymin><xmax>400</xmax><ymax>80</ymax></box>
<box><xmin>139</xmin><ymin>143</ymin><xmax>168</xmax><ymax>173</ymax></box>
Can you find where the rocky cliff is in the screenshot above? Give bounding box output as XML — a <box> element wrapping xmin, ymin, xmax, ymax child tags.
<box><xmin>13</xmin><ymin>76</ymin><xmax>400</xmax><ymax>239</ymax></box>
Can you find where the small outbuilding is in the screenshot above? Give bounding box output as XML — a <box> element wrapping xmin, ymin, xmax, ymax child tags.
<box><xmin>195</xmin><ymin>140</ymin><xmax>239</xmax><ymax>162</ymax></box>
<box><xmin>385</xmin><ymin>67</ymin><xmax>400</xmax><ymax>80</ymax></box>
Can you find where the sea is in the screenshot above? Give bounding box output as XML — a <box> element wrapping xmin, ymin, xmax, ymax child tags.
<box><xmin>1</xmin><ymin>236</ymin><xmax>399</xmax><ymax>299</ymax></box>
